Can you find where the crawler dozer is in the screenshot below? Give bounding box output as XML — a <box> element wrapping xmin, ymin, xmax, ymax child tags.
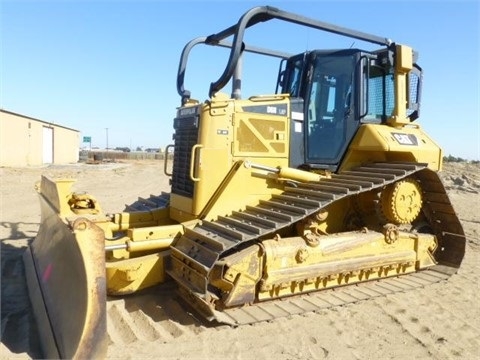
<box><xmin>24</xmin><ymin>6</ymin><xmax>465</xmax><ymax>358</ymax></box>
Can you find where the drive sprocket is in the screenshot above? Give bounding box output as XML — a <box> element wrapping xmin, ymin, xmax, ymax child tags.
<box><xmin>380</xmin><ymin>178</ymin><xmax>423</xmax><ymax>224</ymax></box>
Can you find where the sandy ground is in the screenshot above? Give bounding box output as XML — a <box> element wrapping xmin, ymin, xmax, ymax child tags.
<box><xmin>1</xmin><ymin>160</ymin><xmax>479</xmax><ymax>359</ymax></box>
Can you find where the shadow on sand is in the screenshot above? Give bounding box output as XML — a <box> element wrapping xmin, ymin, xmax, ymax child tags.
<box><xmin>1</xmin><ymin>222</ymin><xmax>42</xmax><ymax>358</ymax></box>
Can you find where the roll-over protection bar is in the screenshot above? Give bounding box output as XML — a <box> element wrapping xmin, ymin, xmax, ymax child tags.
<box><xmin>177</xmin><ymin>5</ymin><xmax>392</xmax><ymax>103</ymax></box>
<box><xmin>176</xmin><ymin>37</ymin><xmax>292</xmax><ymax>105</ymax></box>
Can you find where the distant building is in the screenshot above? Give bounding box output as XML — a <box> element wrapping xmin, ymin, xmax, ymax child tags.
<box><xmin>0</xmin><ymin>109</ymin><xmax>80</xmax><ymax>166</ymax></box>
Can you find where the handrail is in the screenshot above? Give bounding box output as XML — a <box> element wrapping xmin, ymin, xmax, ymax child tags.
<box><xmin>163</xmin><ymin>144</ymin><xmax>174</xmax><ymax>176</ymax></box>
<box><xmin>189</xmin><ymin>144</ymin><xmax>204</xmax><ymax>182</ymax></box>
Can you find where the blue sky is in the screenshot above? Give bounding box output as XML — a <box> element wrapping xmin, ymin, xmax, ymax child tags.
<box><xmin>1</xmin><ymin>0</ymin><xmax>479</xmax><ymax>159</ymax></box>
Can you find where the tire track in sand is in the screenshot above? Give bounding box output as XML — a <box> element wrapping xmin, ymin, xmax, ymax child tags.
<box><xmin>106</xmin><ymin>285</ymin><xmax>209</xmax><ymax>349</ymax></box>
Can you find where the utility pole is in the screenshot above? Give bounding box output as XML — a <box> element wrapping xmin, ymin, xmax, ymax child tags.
<box><xmin>105</xmin><ymin>128</ymin><xmax>109</xmax><ymax>151</ymax></box>
<box><xmin>105</xmin><ymin>127</ymin><xmax>109</xmax><ymax>160</ymax></box>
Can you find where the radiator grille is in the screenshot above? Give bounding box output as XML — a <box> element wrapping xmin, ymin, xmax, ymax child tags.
<box><xmin>171</xmin><ymin>115</ymin><xmax>199</xmax><ymax>198</ymax></box>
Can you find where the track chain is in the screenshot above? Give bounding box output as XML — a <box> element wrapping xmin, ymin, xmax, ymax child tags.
<box><xmin>167</xmin><ymin>162</ymin><xmax>465</xmax><ymax>324</ymax></box>
<box><xmin>124</xmin><ymin>192</ymin><xmax>170</xmax><ymax>212</ymax></box>
<box><xmin>214</xmin><ymin>265</ymin><xmax>456</xmax><ymax>325</ymax></box>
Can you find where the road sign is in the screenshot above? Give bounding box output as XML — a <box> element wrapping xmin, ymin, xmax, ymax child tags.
<box><xmin>83</xmin><ymin>136</ymin><xmax>91</xmax><ymax>143</ymax></box>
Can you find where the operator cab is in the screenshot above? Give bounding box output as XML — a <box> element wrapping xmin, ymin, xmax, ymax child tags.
<box><xmin>279</xmin><ymin>47</ymin><xmax>421</xmax><ymax>172</ymax></box>
<box><xmin>280</xmin><ymin>49</ymin><xmax>371</xmax><ymax>171</ymax></box>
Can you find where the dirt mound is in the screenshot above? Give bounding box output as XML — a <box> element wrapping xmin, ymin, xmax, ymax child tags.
<box><xmin>439</xmin><ymin>162</ymin><xmax>480</xmax><ymax>193</ymax></box>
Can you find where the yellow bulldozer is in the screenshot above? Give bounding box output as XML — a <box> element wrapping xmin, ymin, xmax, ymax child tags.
<box><xmin>24</xmin><ymin>6</ymin><xmax>465</xmax><ymax>358</ymax></box>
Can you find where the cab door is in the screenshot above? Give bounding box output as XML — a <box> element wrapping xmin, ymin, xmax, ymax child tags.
<box><xmin>304</xmin><ymin>50</ymin><xmax>359</xmax><ymax>169</ymax></box>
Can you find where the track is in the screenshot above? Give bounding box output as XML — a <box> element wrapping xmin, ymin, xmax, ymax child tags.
<box><xmin>206</xmin><ymin>265</ymin><xmax>456</xmax><ymax>325</ymax></box>
<box><xmin>167</xmin><ymin>162</ymin><xmax>466</xmax><ymax>323</ymax></box>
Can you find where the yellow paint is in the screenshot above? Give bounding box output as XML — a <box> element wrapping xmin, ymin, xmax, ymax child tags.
<box><xmin>341</xmin><ymin>123</ymin><xmax>442</xmax><ymax>171</ymax></box>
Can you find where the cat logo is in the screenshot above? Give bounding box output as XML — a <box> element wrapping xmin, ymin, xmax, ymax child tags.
<box><xmin>392</xmin><ymin>133</ymin><xmax>418</xmax><ymax>146</ymax></box>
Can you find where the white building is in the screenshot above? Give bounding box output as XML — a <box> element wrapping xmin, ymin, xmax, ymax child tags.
<box><xmin>0</xmin><ymin>109</ymin><xmax>80</xmax><ymax>166</ymax></box>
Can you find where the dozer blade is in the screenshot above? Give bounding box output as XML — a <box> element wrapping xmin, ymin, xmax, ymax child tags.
<box><xmin>24</xmin><ymin>179</ymin><xmax>107</xmax><ymax>359</ymax></box>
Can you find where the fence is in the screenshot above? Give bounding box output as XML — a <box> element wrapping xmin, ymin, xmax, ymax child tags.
<box><xmin>79</xmin><ymin>150</ymin><xmax>172</xmax><ymax>162</ymax></box>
